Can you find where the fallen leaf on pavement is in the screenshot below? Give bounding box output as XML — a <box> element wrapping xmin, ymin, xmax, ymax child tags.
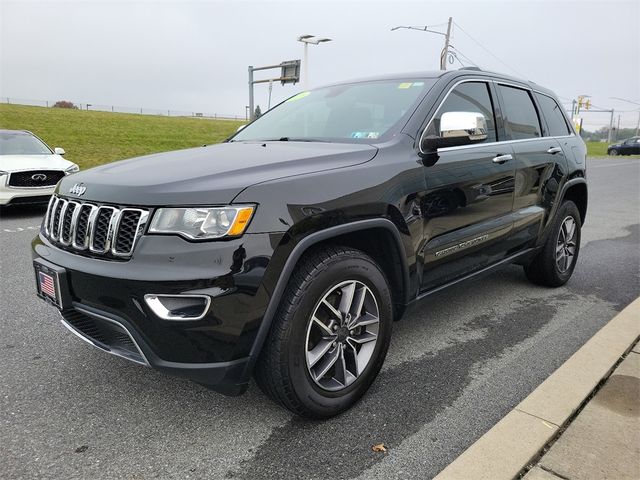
<box><xmin>372</xmin><ymin>443</ymin><xmax>387</xmax><ymax>453</ymax></box>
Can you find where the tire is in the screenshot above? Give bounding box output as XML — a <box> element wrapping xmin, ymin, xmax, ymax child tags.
<box><xmin>524</xmin><ymin>200</ymin><xmax>581</xmax><ymax>287</ymax></box>
<box><xmin>609</xmin><ymin>149</ymin><xmax>618</xmax><ymax>156</ymax></box>
<box><xmin>254</xmin><ymin>246</ymin><xmax>393</xmax><ymax>418</ymax></box>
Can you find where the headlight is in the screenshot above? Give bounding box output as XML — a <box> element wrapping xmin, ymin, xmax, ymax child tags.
<box><xmin>65</xmin><ymin>164</ymin><xmax>80</xmax><ymax>174</ymax></box>
<box><xmin>0</xmin><ymin>170</ymin><xmax>8</xmax><ymax>176</ymax></box>
<box><xmin>148</xmin><ymin>205</ymin><xmax>255</xmax><ymax>240</ymax></box>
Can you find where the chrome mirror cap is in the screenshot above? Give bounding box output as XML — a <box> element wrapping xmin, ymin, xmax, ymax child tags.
<box><xmin>420</xmin><ymin>111</ymin><xmax>488</xmax><ymax>154</ymax></box>
<box><xmin>440</xmin><ymin>111</ymin><xmax>488</xmax><ymax>142</ymax></box>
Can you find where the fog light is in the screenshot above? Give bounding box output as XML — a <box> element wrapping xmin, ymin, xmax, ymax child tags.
<box><xmin>144</xmin><ymin>294</ymin><xmax>211</xmax><ymax>320</ymax></box>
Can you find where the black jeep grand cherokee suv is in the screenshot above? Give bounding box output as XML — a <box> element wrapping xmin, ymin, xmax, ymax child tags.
<box><xmin>33</xmin><ymin>69</ymin><xmax>587</xmax><ymax>418</ymax></box>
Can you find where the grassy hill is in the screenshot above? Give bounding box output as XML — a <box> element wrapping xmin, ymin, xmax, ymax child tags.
<box><xmin>0</xmin><ymin>104</ymin><xmax>633</xmax><ymax>166</ymax></box>
<box><xmin>0</xmin><ymin>104</ymin><xmax>245</xmax><ymax>169</ymax></box>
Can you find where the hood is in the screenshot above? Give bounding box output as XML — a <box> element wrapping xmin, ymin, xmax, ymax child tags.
<box><xmin>0</xmin><ymin>154</ymin><xmax>74</xmax><ymax>172</ymax></box>
<box><xmin>57</xmin><ymin>141</ymin><xmax>378</xmax><ymax>206</ymax></box>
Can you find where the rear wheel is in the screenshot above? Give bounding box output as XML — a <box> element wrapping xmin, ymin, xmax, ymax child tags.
<box><xmin>254</xmin><ymin>246</ymin><xmax>393</xmax><ymax>418</ymax></box>
<box><xmin>524</xmin><ymin>200</ymin><xmax>581</xmax><ymax>287</ymax></box>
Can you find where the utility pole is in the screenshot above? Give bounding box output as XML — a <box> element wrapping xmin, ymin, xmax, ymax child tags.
<box><xmin>440</xmin><ymin>17</ymin><xmax>453</xmax><ymax>71</ymax></box>
<box><xmin>392</xmin><ymin>18</ymin><xmax>453</xmax><ymax>70</ymax></box>
<box><xmin>610</xmin><ymin>96</ymin><xmax>640</xmax><ymax>136</ymax></box>
<box><xmin>607</xmin><ymin>109</ymin><xmax>615</xmax><ymax>144</ymax></box>
<box><xmin>248</xmin><ymin>66</ymin><xmax>254</xmax><ymax>122</ymax></box>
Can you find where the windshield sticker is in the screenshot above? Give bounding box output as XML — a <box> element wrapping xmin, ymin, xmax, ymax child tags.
<box><xmin>287</xmin><ymin>91</ymin><xmax>311</xmax><ymax>102</ymax></box>
<box><xmin>398</xmin><ymin>82</ymin><xmax>413</xmax><ymax>89</ymax></box>
<box><xmin>412</xmin><ymin>81</ymin><xmax>424</xmax><ymax>87</ymax></box>
<box><xmin>350</xmin><ymin>131</ymin><xmax>380</xmax><ymax>139</ymax></box>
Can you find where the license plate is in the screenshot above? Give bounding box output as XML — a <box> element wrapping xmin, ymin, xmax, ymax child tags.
<box><xmin>35</xmin><ymin>263</ymin><xmax>62</xmax><ymax>309</ymax></box>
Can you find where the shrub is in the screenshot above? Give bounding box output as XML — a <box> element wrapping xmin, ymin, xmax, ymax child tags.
<box><xmin>53</xmin><ymin>101</ymin><xmax>78</xmax><ymax>109</ymax></box>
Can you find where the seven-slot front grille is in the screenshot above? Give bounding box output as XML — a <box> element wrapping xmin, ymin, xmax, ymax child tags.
<box><xmin>43</xmin><ymin>195</ymin><xmax>149</xmax><ymax>258</ymax></box>
<box><xmin>8</xmin><ymin>170</ymin><xmax>65</xmax><ymax>187</ymax></box>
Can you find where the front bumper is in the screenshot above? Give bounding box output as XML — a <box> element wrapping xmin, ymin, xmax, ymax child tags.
<box><xmin>0</xmin><ymin>182</ymin><xmax>55</xmax><ymax>205</ymax></box>
<box><xmin>32</xmin><ymin>230</ymin><xmax>284</xmax><ymax>394</ymax></box>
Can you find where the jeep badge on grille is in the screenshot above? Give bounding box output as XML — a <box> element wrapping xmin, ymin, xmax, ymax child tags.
<box><xmin>69</xmin><ymin>183</ymin><xmax>87</xmax><ymax>196</ymax></box>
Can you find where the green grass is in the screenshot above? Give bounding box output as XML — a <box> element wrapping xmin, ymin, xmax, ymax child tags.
<box><xmin>586</xmin><ymin>141</ymin><xmax>609</xmax><ymax>157</ymax></box>
<box><xmin>0</xmin><ymin>104</ymin><xmax>245</xmax><ymax>169</ymax></box>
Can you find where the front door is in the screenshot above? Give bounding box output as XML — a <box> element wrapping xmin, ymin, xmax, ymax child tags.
<box><xmin>419</xmin><ymin>80</ymin><xmax>516</xmax><ymax>292</ymax></box>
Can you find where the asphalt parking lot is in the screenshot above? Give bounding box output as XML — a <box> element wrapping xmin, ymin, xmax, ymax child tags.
<box><xmin>1</xmin><ymin>157</ymin><xmax>638</xmax><ymax>480</ymax></box>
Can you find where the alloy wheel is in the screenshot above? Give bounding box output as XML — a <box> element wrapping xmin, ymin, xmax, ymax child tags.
<box><xmin>556</xmin><ymin>216</ymin><xmax>577</xmax><ymax>273</ymax></box>
<box><xmin>304</xmin><ymin>280</ymin><xmax>380</xmax><ymax>391</ymax></box>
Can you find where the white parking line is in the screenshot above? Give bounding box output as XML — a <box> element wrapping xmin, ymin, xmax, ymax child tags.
<box><xmin>2</xmin><ymin>226</ymin><xmax>41</xmax><ymax>233</ymax></box>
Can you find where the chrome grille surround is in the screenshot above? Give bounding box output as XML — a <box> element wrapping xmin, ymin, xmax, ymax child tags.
<box><xmin>43</xmin><ymin>195</ymin><xmax>149</xmax><ymax>258</ymax></box>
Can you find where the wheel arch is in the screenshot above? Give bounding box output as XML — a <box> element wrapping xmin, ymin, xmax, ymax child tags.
<box><xmin>561</xmin><ymin>179</ymin><xmax>588</xmax><ymax>225</ymax></box>
<box><xmin>240</xmin><ymin>218</ymin><xmax>411</xmax><ymax>382</ymax></box>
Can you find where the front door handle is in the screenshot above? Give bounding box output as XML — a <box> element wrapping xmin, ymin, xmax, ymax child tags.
<box><xmin>547</xmin><ymin>146</ymin><xmax>562</xmax><ymax>154</ymax></box>
<box><xmin>492</xmin><ymin>154</ymin><xmax>513</xmax><ymax>164</ymax></box>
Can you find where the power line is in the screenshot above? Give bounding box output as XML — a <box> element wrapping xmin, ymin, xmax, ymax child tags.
<box><xmin>447</xmin><ymin>50</ymin><xmax>467</xmax><ymax>68</ymax></box>
<box><xmin>453</xmin><ymin>21</ymin><xmax>528</xmax><ymax>78</ymax></box>
<box><xmin>448</xmin><ymin>45</ymin><xmax>479</xmax><ymax>68</ymax></box>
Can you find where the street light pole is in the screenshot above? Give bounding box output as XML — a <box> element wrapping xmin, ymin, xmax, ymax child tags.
<box><xmin>391</xmin><ymin>18</ymin><xmax>453</xmax><ymax>70</ymax></box>
<box><xmin>297</xmin><ymin>35</ymin><xmax>332</xmax><ymax>90</ymax></box>
<box><xmin>303</xmin><ymin>42</ymin><xmax>309</xmax><ymax>90</ymax></box>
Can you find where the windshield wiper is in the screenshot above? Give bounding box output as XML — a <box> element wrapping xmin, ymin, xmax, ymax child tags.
<box><xmin>263</xmin><ymin>137</ymin><xmax>329</xmax><ymax>143</ymax></box>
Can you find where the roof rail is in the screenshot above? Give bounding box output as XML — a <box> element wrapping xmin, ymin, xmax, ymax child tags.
<box><xmin>458</xmin><ymin>66</ymin><xmax>482</xmax><ymax>71</ymax></box>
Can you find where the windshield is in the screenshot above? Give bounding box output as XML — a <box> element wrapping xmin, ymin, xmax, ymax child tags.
<box><xmin>232</xmin><ymin>79</ymin><xmax>434</xmax><ymax>143</ymax></box>
<box><xmin>0</xmin><ymin>132</ymin><xmax>52</xmax><ymax>155</ymax></box>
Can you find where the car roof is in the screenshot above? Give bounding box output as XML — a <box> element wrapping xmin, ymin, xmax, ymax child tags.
<box><xmin>319</xmin><ymin>68</ymin><xmax>558</xmax><ymax>98</ymax></box>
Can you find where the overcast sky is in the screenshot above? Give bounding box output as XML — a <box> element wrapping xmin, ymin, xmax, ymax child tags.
<box><xmin>1</xmin><ymin>0</ymin><xmax>639</xmax><ymax>129</ymax></box>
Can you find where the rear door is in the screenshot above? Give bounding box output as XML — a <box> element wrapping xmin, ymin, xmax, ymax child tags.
<box><xmin>420</xmin><ymin>80</ymin><xmax>516</xmax><ymax>292</ymax></box>
<box><xmin>496</xmin><ymin>84</ymin><xmax>566</xmax><ymax>250</ymax></box>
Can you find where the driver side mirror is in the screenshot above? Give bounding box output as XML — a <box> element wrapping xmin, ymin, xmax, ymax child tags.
<box><xmin>420</xmin><ymin>111</ymin><xmax>488</xmax><ymax>154</ymax></box>
<box><xmin>54</xmin><ymin>147</ymin><xmax>66</xmax><ymax>155</ymax></box>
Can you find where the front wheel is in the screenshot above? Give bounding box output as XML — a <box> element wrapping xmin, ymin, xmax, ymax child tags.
<box><xmin>609</xmin><ymin>148</ymin><xmax>618</xmax><ymax>156</ymax></box>
<box><xmin>524</xmin><ymin>200</ymin><xmax>581</xmax><ymax>287</ymax></box>
<box><xmin>254</xmin><ymin>246</ymin><xmax>393</xmax><ymax>418</ymax></box>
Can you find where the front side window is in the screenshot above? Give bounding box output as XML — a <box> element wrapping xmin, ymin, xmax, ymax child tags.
<box><xmin>425</xmin><ymin>81</ymin><xmax>497</xmax><ymax>143</ymax></box>
<box><xmin>535</xmin><ymin>93</ymin><xmax>571</xmax><ymax>137</ymax></box>
<box><xmin>232</xmin><ymin>79</ymin><xmax>435</xmax><ymax>143</ymax></box>
<box><xmin>498</xmin><ymin>85</ymin><xmax>541</xmax><ymax>140</ymax></box>
<box><xmin>0</xmin><ymin>132</ymin><xmax>52</xmax><ymax>155</ymax></box>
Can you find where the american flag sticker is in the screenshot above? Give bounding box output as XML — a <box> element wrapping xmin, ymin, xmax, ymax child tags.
<box><xmin>39</xmin><ymin>271</ymin><xmax>57</xmax><ymax>300</ymax></box>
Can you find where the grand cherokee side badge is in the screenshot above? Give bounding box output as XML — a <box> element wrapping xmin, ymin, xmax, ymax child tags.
<box><xmin>69</xmin><ymin>183</ymin><xmax>87</xmax><ymax>196</ymax></box>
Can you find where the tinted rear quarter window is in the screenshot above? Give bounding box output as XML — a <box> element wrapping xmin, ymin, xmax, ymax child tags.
<box><xmin>535</xmin><ymin>93</ymin><xmax>571</xmax><ymax>136</ymax></box>
<box><xmin>497</xmin><ymin>85</ymin><xmax>541</xmax><ymax>140</ymax></box>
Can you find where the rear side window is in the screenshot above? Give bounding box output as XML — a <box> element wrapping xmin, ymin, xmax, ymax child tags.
<box><xmin>497</xmin><ymin>85</ymin><xmax>541</xmax><ymax>140</ymax></box>
<box><xmin>427</xmin><ymin>81</ymin><xmax>498</xmax><ymax>143</ymax></box>
<box><xmin>535</xmin><ymin>93</ymin><xmax>571</xmax><ymax>136</ymax></box>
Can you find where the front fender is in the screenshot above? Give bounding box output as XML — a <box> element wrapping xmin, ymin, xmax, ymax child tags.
<box><xmin>238</xmin><ymin>218</ymin><xmax>411</xmax><ymax>383</ymax></box>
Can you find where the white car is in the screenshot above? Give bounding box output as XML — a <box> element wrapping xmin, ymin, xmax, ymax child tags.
<box><xmin>0</xmin><ymin>130</ymin><xmax>79</xmax><ymax>206</ymax></box>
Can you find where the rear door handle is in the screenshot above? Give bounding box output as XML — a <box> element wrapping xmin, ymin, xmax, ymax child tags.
<box><xmin>492</xmin><ymin>154</ymin><xmax>513</xmax><ymax>164</ymax></box>
<box><xmin>547</xmin><ymin>146</ymin><xmax>562</xmax><ymax>154</ymax></box>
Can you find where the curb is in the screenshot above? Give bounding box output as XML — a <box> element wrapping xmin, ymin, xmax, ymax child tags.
<box><xmin>434</xmin><ymin>296</ymin><xmax>640</xmax><ymax>480</ymax></box>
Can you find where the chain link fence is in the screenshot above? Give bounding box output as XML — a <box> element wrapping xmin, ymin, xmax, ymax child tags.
<box><xmin>2</xmin><ymin>97</ymin><xmax>247</xmax><ymax>121</ymax></box>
